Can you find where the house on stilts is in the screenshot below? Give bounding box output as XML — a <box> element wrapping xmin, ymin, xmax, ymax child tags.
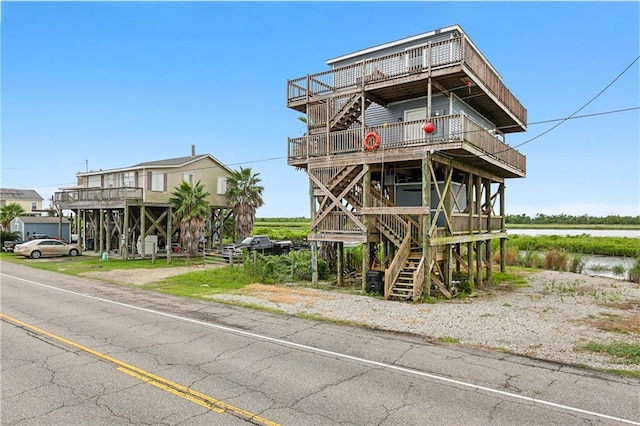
<box><xmin>54</xmin><ymin>146</ymin><xmax>233</xmax><ymax>261</ymax></box>
<box><xmin>286</xmin><ymin>25</ymin><xmax>527</xmax><ymax>300</ymax></box>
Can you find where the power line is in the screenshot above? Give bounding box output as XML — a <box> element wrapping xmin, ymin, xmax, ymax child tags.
<box><xmin>510</xmin><ymin>55</ymin><xmax>639</xmax><ymax>150</ymax></box>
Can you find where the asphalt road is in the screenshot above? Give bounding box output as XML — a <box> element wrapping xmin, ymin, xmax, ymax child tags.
<box><xmin>1</xmin><ymin>261</ymin><xmax>638</xmax><ymax>425</ymax></box>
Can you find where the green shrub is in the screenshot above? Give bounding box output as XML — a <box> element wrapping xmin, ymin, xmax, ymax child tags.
<box><xmin>544</xmin><ymin>248</ymin><xmax>569</xmax><ymax>271</ymax></box>
<box><xmin>241</xmin><ymin>250</ymin><xmax>330</xmax><ymax>283</ymax></box>
<box><xmin>611</xmin><ymin>264</ymin><xmax>626</xmax><ymax>277</ymax></box>
<box><xmin>628</xmin><ymin>258</ymin><xmax>640</xmax><ymax>283</ymax></box>
<box><xmin>1</xmin><ymin>230</ymin><xmax>21</xmax><ymax>243</ymax></box>
<box><xmin>569</xmin><ymin>254</ymin><xmax>585</xmax><ymax>273</ymax></box>
<box><xmin>517</xmin><ymin>250</ymin><xmax>543</xmax><ymax>268</ymax></box>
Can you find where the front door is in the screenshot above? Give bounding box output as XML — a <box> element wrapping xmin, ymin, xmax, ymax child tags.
<box><xmin>404</xmin><ymin>107</ymin><xmax>427</xmax><ymax>142</ymax></box>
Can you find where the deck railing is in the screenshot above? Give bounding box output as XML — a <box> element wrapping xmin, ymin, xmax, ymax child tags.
<box><xmin>55</xmin><ymin>187</ymin><xmax>143</xmax><ymax>204</ymax></box>
<box><xmin>287</xmin><ymin>36</ymin><xmax>526</xmax><ymax>126</ymax></box>
<box><xmin>288</xmin><ymin>114</ymin><xmax>526</xmax><ymax>173</ymax></box>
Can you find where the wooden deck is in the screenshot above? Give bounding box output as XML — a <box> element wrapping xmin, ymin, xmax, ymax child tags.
<box><xmin>54</xmin><ymin>188</ymin><xmax>144</xmax><ymax>209</ymax></box>
<box><xmin>287</xmin><ymin>36</ymin><xmax>526</xmax><ymax>134</ymax></box>
<box><xmin>288</xmin><ymin>113</ymin><xmax>526</xmax><ymax>178</ymax></box>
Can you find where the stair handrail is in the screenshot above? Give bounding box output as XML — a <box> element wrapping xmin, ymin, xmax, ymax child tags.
<box><xmin>383</xmin><ymin>225</ymin><xmax>411</xmax><ymax>299</ymax></box>
<box><xmin>412</xmin><ymin>256</ymin><xmax>426</xmax><ymax>300</ymax></box>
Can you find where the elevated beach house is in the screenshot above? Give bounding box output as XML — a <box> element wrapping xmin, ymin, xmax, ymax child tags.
<box><xmin>54</xmin><ymin>146</ymin><xmax>233</xmax><ymax>260</ymax></box>
<box><xmin>286</xmin><ymin>25</ymin><xmax>527</xmax><ymax>299</ymax></box>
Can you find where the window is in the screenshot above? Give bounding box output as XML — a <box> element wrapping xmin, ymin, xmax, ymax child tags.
<box><xmin>106</xmin><ymin>174</ymin><xmax>114</xmax><ymax>188</ymax></box>
<box><xmin>87</xmin><ymin>175</ymin><xmax>101</xmax><ymax>188</ymax></box>
<box><xmin>121</xmin><ymin>171</ymin><xmax>136</xmax><ymax>187</ymax></box>
<box><xmin>217</xmin><ymin>176</ymin><xmax>227</xmax><ymax>195</ymax></box>
<box><xmin>150</xmin><ymin>172</ymin><xmax>166</xmax><ymax>192</ymax></box>
<box><xmin>183</xmin><ymin>173</ymin><xmax>195</xmax><ymax>185</ymax></box>
<box><xmin>31</xmin><ymin>202</ymin><xmax>37</xmax><ymax>210</ymax></box>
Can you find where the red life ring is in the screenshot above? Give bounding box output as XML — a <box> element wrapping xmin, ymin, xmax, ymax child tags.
<box><xmin>363</xmin><ymin>131</ymin><xmax>380</xmax><ymax>151</ymax></box>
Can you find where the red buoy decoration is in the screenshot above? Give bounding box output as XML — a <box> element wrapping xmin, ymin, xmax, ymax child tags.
<box><xmin>363</xmin><ymin>131</ymin><xmax>380</xmax><ymax>151</ymax></box>
<box><xmin>423</xmin><ymin>121</ymin><xmax>435</xmax><ymax>134</ymax></box>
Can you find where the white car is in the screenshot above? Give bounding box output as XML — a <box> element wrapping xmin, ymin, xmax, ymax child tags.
<box><xmin>13</xmin><ymin>239</ymin><xmax>81</xmax><ymax>259</ymax></box>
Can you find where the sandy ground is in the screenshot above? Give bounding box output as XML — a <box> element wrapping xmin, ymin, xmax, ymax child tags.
<box><xmin>83</xmin><ymin>267</ymin><xmax>640</xmax><ymax>372</ymax></box>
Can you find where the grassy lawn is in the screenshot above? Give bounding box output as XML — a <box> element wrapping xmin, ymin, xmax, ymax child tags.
<box><xmin>0</xmin><ymin>252</ymin><xmax>212</xmax><ymax>276</ymax></box>
<box><xmin>141</xmin><ymin>266</ymin><xmax>255</xmax><ymax>298</ymax></box>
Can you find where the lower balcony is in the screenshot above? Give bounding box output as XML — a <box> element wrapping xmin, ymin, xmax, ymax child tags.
<box><xmin>288</xmin><ymin>113</ymin><xmax>526</xmax><ymax>178</ymax></box>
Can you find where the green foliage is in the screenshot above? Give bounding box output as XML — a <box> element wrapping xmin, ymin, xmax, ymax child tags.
<box><xmin>569</xmin><ymin>254</ymin><xmax>585</xmax><ymax>273</ymax></box>
<box><xmin>506</xmin><ymin>234</ymin><xmax>640</xmax><ymax>258</ymax></box>
<box><xmin>1</xmin><ymin>230</ymin><xmax>21</xmax><ymax>243</ymax></box>
<box><xmin>628</xmin><ymin>258</ymin><xmax>640</xmax><ymax>283</ymax></box>
<box><xmin>506</xmin><ymin>213</ymin><xmax>640</xmax><ymax>226</ymax></box>
<box><xmin>611</xmin><ymin>264</ymin><xmax>626</xmax><ymax>277</ymax></box>
<box><xmin>544</xmin><ymin>248</ymin><xmax>569</xmax><ymax>271</ymax></box>
<box><xmin>0</xmin><ymin>202</ymin><xmax>26</xmax><ymax>229</ymax></box>
<box><xmin>146</xmin><ymin>266</ymin><xmax>253</xmax><ymax>298</ymax></box>
<box><xmin>584</xmin><ymin>341</ymin><xmax>640</xmax><ymax>364</ymax></box>
<box><xmin>226</xmin><ymin>167</ymin><xmax>265</xmax><ymax>239</ymax></box>
<box><xmin>517</xmin><ymin>250</ymin><xmax>544</xmax><ymax>269</ymax></box>
<box><xmin>241</xmin><ymin>250</ymin><xmax>330</xmax><ymax>283</ymax></box>
<box><xmin>169</xmin><ymin>180</ymin><xmax>211</xmax><ymax>257</ymax></box>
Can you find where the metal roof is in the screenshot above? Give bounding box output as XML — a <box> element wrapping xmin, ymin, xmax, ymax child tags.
<box><xmin>76</xmin><ymin>154</ymin><xmax>234</xmax><ymax>177</ymax></box>
<box><xmin>0</xmin><ymin>188</ymin><xmax>44</xmax><ymax>201</ymax></box>
<box><xmin>13</xmin><ymin>216</ymin><xmax>70</xmax><ymax>224</ymax></box>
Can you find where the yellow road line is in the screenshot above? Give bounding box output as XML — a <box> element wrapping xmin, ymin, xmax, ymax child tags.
<box><xmin>1</xmin><ymin>313</ymin><xmax>280</xmax><ymax>426</ymax></box>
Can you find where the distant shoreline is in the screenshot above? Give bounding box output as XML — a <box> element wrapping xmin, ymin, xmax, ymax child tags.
<box><xmin>505</xmin><ymin>224</ymin><xmax>640</xmax><ymax>230</ymax></box>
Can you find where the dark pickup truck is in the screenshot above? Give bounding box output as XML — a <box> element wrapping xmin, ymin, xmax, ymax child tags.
<box><xmin>222</xmin><ymin>235</ymin><xmax>294</xmax><ymax>261</ymax></box>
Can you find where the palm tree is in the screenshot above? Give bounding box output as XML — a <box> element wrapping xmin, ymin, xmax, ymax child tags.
<box><xmin>226</xmin><ymin>167</ymin><xmax>264</xmax><ymax>239</ymax></box>
<box><xmin>0</xmin><ymin>202</ymin><xmax>26</xmax><ymax>230</ymax></box>
<box><xmin>169</xmin><ymin>181</ymin><xmax>211</xmax><ymax>257</ymax></box>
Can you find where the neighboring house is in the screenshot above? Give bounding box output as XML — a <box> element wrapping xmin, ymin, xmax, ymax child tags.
<box><xmin>54</xmin><ymin>146</ymin><xmax>233</xmax><ymax>258</ymax></box>
<box><xmin>0</xmin><ymin>188</ymin><xmax>45</xmax><ymax>215</ymax></box>
<box><xmin>10</xmin><ymin>216</ymin><xmax>71</xmax><ymax>242</ymax></box>
<box><xmin>286</xmin><ymin>25</ymin><xmax>527</xmax><ymax>300</ymax></box>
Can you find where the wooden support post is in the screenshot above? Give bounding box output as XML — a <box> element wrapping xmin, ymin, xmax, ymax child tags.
<box><xmin>427</xmin><ymin>78</ymin><xmax>432</xmax><ymax>118</ymax></box>
<box><xmin>309</xmin><ymin>174</ymin><xmax>318</xmax><ymax>285</ymax></box>
<box><xmin>422</xmin><ymin>154</ymin><xmax>431</xmax><ymax>298</ymax></box>
<box><xmin>476</xmin><ymin>241</ymin><xmax>483</xmax><ymax>288</ymax></box>
<box><xmin>122</xmin><ymin>205</ymin><xmax>129</xmax><ymax>260</ymax></box>
<box><xmin>140</xmin><ymin>205</ymin><xmax>146</xmax><ymax>259</ymax></box>
<box><xmin>76</xmin><ymin>209</ymin><xmax>82</xmax><ymax>251</ymax></box>
<box><xmin>484</xmin><ymin>178</ymin><xmax>492</xmax><ymax>283</ymax></box>
<box><xmin>444</xmin><ymin>165</ymin><xmax>452</xmax><ymax>290</ymax></box>
<box><xmin>466</xmin><ymin>173</ymin><xmax>474</xmax><ymax>287</ymax></box>
<box><xmin>166</xmin><ymin>205</ymin><xmax>172</xmax><ymax>265</ymax></box>
<box><xmin>105</xmin><ymin>210</ymin><xmax>111</xmax><ymax>254</ymax></box>
<box><xmin>500</xmin><ymin>182</ymin><xmax>506</xmax><ymax>273</ymax></box>
<box><xmin>337</xmin><ymin>242</ymin><xmax>343</xmax><ymax>286</ymax></box>
<box><xmin>99</xmin><ymin>209</ymin><xmax>104</xmax><ymax>255</ymax></box>
<box><xmin>362</xmin><ymin>164</ymin><xmax>371</xmax><ymax>293</ymax></box>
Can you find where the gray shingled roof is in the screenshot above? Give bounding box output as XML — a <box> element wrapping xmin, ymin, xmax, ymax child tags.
<box><xmin>132</xmin><ymin>155</ymin><xmax>209</xmax><ymax>168</ymax></box>
<box><xmin>0</xmin><ymin>188</ymin><xmax>44</xmax><ymax>201</ymax></box>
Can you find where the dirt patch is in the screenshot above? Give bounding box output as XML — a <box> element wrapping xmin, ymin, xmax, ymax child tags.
<box><xmin>81</xmin><ymin>264</ymin><xmax>224</xmax><ymax>285</ymax></box>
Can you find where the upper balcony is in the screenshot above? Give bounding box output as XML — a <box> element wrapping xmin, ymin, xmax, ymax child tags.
<box><xmin>287</xmin><ymin>35</ymin><xmax>526</xmax><ymax>134</ymax></box>
<box><xmin>288</xmin><ymin>113</ymin><xmax>526</xmax><ymax>179</ymax></box>
<box><xmin>54</xmin><ymin>187</ymin><xmax>143</xmax><ymax>209</ymax></box>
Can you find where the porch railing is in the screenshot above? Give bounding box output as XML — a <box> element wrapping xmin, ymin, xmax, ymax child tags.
<box><xmin>288</xmin><ymin>114</ymin><xmax>526</xmax><ymax>174</ymax></box>
<box><xmin>287</xmin><ymin>36</ymin><xmax>526</xmax><ymax>127</ymax></box>
<box><xmin>55</xmin><ymin>187</ymin><xmax>143</xmax><ymax>204</ymax></box>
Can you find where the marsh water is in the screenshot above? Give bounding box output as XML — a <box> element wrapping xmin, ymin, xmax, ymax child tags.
<box><xmin>506</xmin><ymin>228</ymin><xmax>640</xmax><ymax>238</ymax></box>
<box><xmin>507</xmin><ymin>228</ymin><xmax>638</xmax><ymax>280</ymax></box>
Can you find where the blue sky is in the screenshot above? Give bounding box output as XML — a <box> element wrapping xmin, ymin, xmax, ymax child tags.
<box><xmin>2</xmin><ymin>1</ymin><xmax>639</xmax><ymax>218</ymax></box>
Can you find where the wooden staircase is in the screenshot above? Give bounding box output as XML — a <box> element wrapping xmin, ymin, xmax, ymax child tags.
<box><xmin>329</xmin><ymin>94</ymin><xmax>372</xmax><ymax>131</ymax></box>
<box><xmin>388</xmin><ymin>246</ymin><xmax>423</xmax><ymax>300</ymax></box>
<box><xmin>313</xmin><ymin>165</ymin><xmax>429</xmax><ymax>301</ymax></box>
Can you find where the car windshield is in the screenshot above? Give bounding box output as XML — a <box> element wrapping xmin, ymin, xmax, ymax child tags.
<box><xmin>240</xmin><ymin>237</ymin><xmax>254</xmax><ymax>245</ymax></box>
